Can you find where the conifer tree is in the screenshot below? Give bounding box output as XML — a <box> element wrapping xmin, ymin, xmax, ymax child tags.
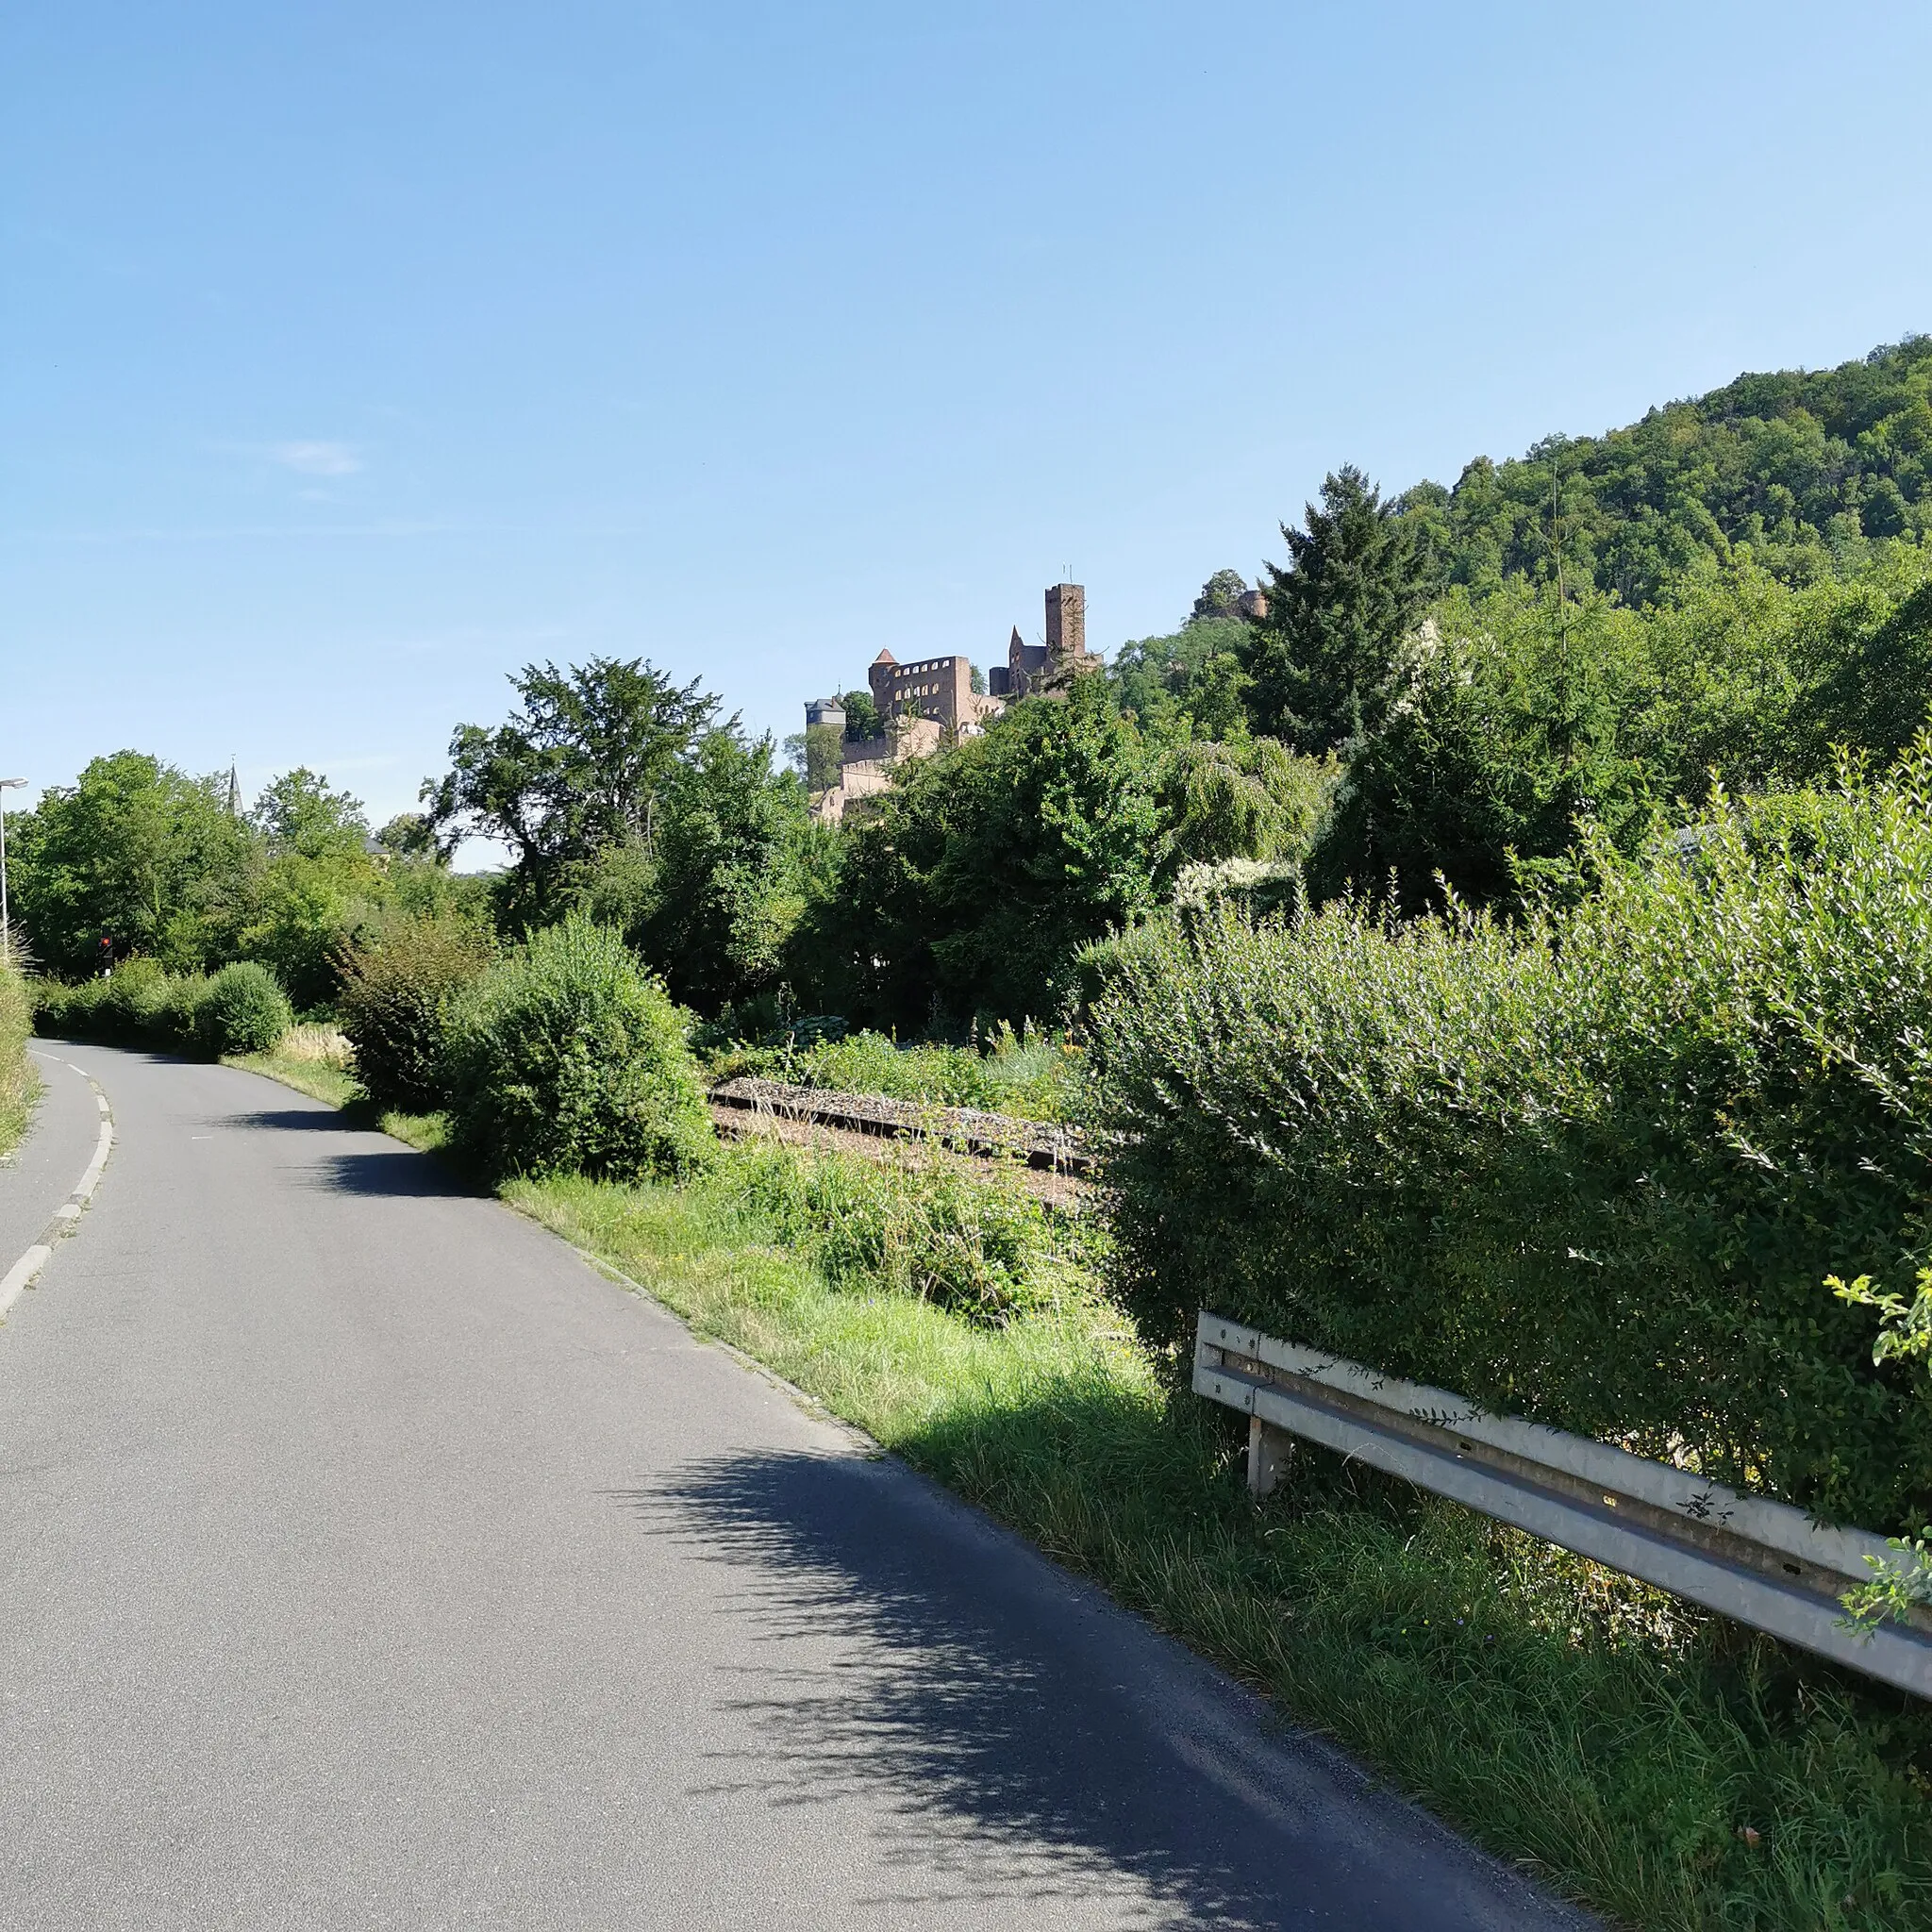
<box><xmin>1240</xmin><ymin>466</ymin><xmax>1436</xmax><ymax>753</ymax></box>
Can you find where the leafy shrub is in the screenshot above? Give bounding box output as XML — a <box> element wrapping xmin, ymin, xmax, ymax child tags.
<box><xmin>446</xmin><ymin>915</ymin><xmax>712</xmax><ymax>1181</ymax></box>
<box><xmin>104</xmin><ymin>956</ymin><xmax>178</xmax><ymax>1036</ymax></box>
<box><xmin>199</xmin><ymin>961</ymin><xmax>294</xmax><ymax>1055</ymax></box>
<box><xmin>336</xmin><ymin>917</ymin><xmax>488</xmax><ymax>1110</ymax></box>
<box><xmin>1091</xmin><ymin>742</ymin><xmax>1932</xmax><ymax>1535</ymax></box>
<box><xmin>32</xmin><ymin>974</ymin><xmax>108</xmax><ymax>1038</ymax></box>
<box><xmin>33</xmin><ymin>960</ymin><xmax>218</xmax><ymax>1053</ymax></box>
<box><xmin>724</xmin><ymin>1141</ymin><xmax>1075</xmax><ymax>1324</ymax></box>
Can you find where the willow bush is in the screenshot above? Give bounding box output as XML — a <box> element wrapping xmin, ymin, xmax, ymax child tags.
<box><xmin>1091</xmin><ymin>741</ymin><xmax>1932</xmax><ymax>1534</ymax></box>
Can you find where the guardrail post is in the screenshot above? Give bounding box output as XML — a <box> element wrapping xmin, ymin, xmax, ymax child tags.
<box><xmin>1248</xmin><ymin>1416</ymin><xmax>1291</xmax><ymax>1497</ymax></box>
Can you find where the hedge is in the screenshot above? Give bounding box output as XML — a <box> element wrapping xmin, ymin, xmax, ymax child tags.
<box><xmin>1090</xmin><ymin>745</ymin><xmax>1932</xmax><ymax>1535</ymax></box>
<box><xmin>336</xmin><ymin>917</ymin><xmax>488</xmax><ymax>1111</ymax></box>
<box><xmin>33</xmin><ymin>958</ymin><xmax>292</xmax><ymax>1058</ymax></box>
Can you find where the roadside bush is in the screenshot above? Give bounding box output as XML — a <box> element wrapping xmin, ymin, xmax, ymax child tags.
<box><xmin>103</xmin><ymin>956</ymin><xmax>178</xmax><ymax>1036</ymax></box>
<box><xmin>724</xmin><ymin>1141</ymin><xmax>1074</xmax><ymax>1325</ymax></box>
<box><xmin>1091</xmin><ymin>741</ymin><xmax>1932</xmax><ymax>1534</ymax></box>
<box><xmin>33</xmin><ymin>961</ymin><xmax>217</xmax><ymax>1053</ymax></box>
<box><xmin>198</xmin><ymin>961</ymin><xmax>294</xmax><ymax>1056</ymax></box>
<box><xmin>446</xmin><ymin>916</ymin><xmax>712</xmax><ymax>1181</ymax></box>
<box><xmin>32</xmin><ymin>974</ymin><xmax>108</xmax><ymax>1038</ymax></box>
<box><xmin>336</xmin><ymin>917</ymin><xmax>489</xmax><ymax>1110</ymax></box>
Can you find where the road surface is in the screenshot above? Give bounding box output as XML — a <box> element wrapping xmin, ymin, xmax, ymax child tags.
<box><xmin>0</xmin><ymin>1045</ymin><xmax>1587</xmax><ymax>1930</ymax></box>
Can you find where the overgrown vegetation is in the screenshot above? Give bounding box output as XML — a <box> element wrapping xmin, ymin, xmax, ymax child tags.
<box><xmin>0</xmin><ymin>963</ymin><xmax>37</xmax><ymax>1158</ymax></box>
<box><xmin>721</xmin><ymin>1139</ymin><xmax>1085</xmax><ymax>1324</ymax></box>
<box><xmin>1093</xmin><ymin>742</ymin><xmax>1932</xmax><ymax>1535</ymax></box>
<box><xmin>708</xmin><ymin>1024</ymin><xmax>1086</xmax><ymax>1124</ymax></box>
<box><xmin>444</xmin><ymin>915</ymin><xmax>712</xmax><ymax>1183</ymax></box>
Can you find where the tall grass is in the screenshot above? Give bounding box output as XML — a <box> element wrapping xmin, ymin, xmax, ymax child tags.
<box><xmin>272</xmin><ymin>1021</ymin><xmax>353</xmax><ymax>1068</ymax></box>
<box><xmin>0</xmin><ymin>964</ymin><xmax>38</xmax><ymax>1158</ymax></box>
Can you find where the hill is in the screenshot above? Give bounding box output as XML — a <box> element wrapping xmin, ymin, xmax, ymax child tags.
<box><xmin>1402</xmin><ymin>335</ymin><xmax>1932</xmax><ymax>605</ymax></box>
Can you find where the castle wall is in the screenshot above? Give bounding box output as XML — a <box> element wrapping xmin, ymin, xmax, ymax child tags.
<box><xmin>868</xmin><ymin>652</ymin><xmax>980</xmax><ymax>731</ymax></box>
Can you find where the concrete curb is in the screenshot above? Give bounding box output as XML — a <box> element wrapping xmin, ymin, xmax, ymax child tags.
<box><xmin>0</xmin><ymin>1052</ymin><xmax>113</xmax><ymax>1323</ymax></box>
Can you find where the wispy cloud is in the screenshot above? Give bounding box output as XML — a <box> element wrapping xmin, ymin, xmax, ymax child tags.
<box><xmin>272</xmin><ymin>440</ymin><xmax>362</xmax><ymax>476</ymax></box>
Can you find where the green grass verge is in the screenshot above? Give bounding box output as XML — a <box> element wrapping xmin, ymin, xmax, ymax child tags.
<box><xmin>233</xmin><ymin>1048</ymin><xmax>1932</xmax><ymax>1929</ymax></box>
<box><xmin>706</xmin><ymin>1024</ymin><xmax>1085</xmax><ymax>1124</ymax></box>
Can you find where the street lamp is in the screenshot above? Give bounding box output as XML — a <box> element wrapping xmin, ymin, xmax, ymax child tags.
<box><xmin>0</xmin><ymin>778</ymin><xmax>25</xmax><ymax>971</ymax></box>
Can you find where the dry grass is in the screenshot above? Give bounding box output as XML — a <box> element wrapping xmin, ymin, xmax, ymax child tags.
<box><xmin>275</xmin><ymin>1022</ymin><xmax>354</xmax><ymax>1067</ymax></box>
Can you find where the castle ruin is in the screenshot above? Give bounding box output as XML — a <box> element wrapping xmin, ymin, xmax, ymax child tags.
<box><xmin>805</xmin><ymin>583</ymin><xmax>1100</xmax><ymax>823</ymax></box>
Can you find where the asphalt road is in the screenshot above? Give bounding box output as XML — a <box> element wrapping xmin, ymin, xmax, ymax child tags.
<box><xmin>0</xmin><ymin>1047</ymin><xmax>100</xmax><ymax>1268</ymax></box>
<box><xmin>0</xmin><ymin>1045</ymin><xmax>1588</xmax><ymax>1931</ymax></box>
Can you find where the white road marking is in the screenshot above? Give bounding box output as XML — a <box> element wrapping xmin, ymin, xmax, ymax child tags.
<box><xmin>2</xmin><ymin>1052</ymin><xmax>115</xmax><ymax>1323</ymax></box>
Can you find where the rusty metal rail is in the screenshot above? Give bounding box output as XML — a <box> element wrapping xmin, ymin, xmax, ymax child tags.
<box><xmin>708</xmin><ymin>1075</ymin><xmax>1092</xmax><ymax>1174</ymax></box>
<box><xmin>1193</xmin><ymin>1311</ymin><xmax>1932</xmax><ymax>1700</ymax></box>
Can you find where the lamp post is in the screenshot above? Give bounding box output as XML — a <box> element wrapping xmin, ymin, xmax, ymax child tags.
<box><xmin>0</xmin><ymin>778</ymin><xmax>25</xmax><ymax>971</ymax></box>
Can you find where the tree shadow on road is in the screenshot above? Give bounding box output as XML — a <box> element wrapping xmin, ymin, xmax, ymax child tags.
<box><xmin>616</xmin><ymin>1448</ymin><xmax>1530</xmax><ymax>1932</ymax></box>
<box><xmin>225</xmin><ymin>1107</ymin><xmax>488</xmax><ymax>1199</ymax></box>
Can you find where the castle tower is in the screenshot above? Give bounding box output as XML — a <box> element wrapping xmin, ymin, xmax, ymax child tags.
<box><xmin>1044</xmin><ymin>583</ymin><xmax>1086</xmax><ymax>663</ymax></box>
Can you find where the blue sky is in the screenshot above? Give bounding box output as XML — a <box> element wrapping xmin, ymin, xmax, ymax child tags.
<box><xmin>6</xmin><ymin>1</ymin><xmax>1930</xmax><ymax>838</ymax></box>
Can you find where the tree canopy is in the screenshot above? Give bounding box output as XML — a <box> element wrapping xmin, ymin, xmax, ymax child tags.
<box><xmin>1401</xmin><ymin>335</ymin><xmax>1932</xmax><ymax>605</ymax></box>
<box><xmin>1239</xmin><ymin>467</ymin><xmax>1438</xmax><ymax>754</ymax></box>
<box><xmin>425</xmin><ymin>658</ymin><xmax>724</xmax><ymax>922</ymax></box>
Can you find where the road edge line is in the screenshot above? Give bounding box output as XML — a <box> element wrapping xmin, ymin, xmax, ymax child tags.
<box><xmin>539</xmin><ymin>1218</ymin><xmax>884</xmax><ymax>1457</ymax></box>
<box><xmin>1</xmin><ymin>1052</ymin><xmax>115</xmax><ymax>1323</ymax></box>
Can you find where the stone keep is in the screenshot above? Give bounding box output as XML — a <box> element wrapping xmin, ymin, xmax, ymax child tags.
<box><xmin>1044</xmin><ymin>582</ymin><xmax>1085</xmax><ymax>661</ymax></box>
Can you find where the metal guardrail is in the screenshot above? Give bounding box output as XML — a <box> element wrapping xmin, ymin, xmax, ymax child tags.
<box><xmin>1193</xmin><ymin>1311</ymin><xmax>1932</xmax><ymax>1700</ymax></box>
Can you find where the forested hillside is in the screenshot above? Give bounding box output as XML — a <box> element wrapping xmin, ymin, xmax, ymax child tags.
<box><xmin>1401</xmin><ymin>334</ymin><xmax>1932</xmax><ymax>603</ymax></box>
